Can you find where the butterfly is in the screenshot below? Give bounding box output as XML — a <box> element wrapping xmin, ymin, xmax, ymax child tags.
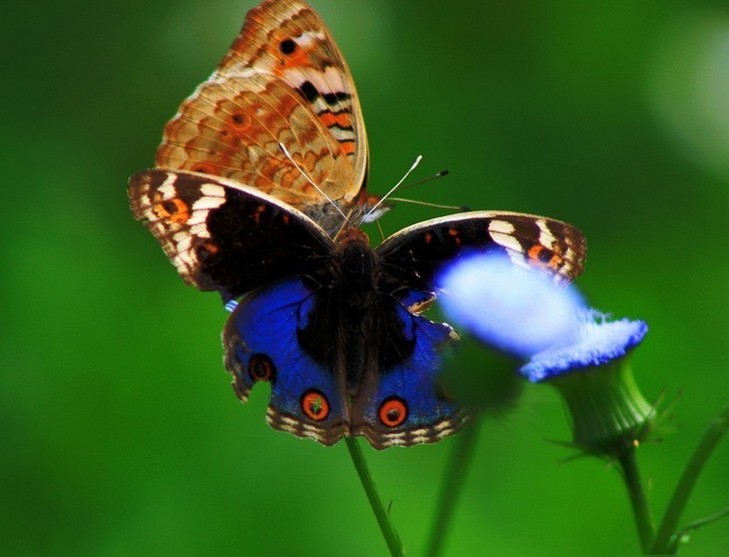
<box><xmin>129</xmin><ymin>0</ymin><xmax>587</xmax><ymax>449</ymax></box>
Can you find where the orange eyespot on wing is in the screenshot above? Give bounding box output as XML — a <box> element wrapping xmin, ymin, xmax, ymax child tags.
<box><xmin>301</xmin><ymin>390</ymin><xmax>330</xmax><ymax>422</ymax></box>
<box><xmin>528</xmin><ymin>244</ymin><xmax>565</xmax><ymax>272</ymax></box>
<box><xmin>378</xmin><ymin>397</ymin><xmax>409</xmax><ymax>428</ymax></box>
<box><xmin>153</xmin><ymin>197</ymin><xmax>191</xmax><ymax>224</ymax></box>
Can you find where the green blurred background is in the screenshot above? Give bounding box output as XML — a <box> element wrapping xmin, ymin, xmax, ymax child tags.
<box><xmin>3</xmin><ymin>0</ymin><xmax>729</xmax><ymax>555</ymax></box>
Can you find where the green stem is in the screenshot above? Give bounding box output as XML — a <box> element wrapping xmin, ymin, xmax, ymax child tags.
<box><xmin>674</xmin><ymin>505</ymin><xmax>729</xmax><ymax>544</ymax></box>
<box><xmin>651</xmin><ymin>401</ymin><xmax>729</xmax><ymax>554</ymax></box>
<box><xmin>424</xmin><ymin>418</ymin><xmax>481</xmax><ymax>557</ymax></box>
<box><xmin>618</xmin><ymin>447</ymin><xmax>654</xmax><ymax>553</ymax></box>
<box><xmin>345</xmin><ymin>437</ymin><xmax>404</xmax><ymax>557</ymax></box>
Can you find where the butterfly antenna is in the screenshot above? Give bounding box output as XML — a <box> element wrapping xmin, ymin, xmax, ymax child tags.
<box><xmin>278</xmin><ymin>143</ymin><xmax>347</xmax><ymax>222</ymax></box>
<box><xmin>387</xmin><ymin>168</ymin><xmax>467</xmax><ymax>211</ymax></box>
<box><xmin>399</xmin><ymin>169</ymin><xmax>449</xmax><ymax>191</ymax></box>
<box><xmin>363</xmin><ymin>154</ymin><xmax>423</xmax><ymax>222</ymax></box>
<box><xmin>387</xmin><ymin>197</ymin><xmax>469</xmax><ymax>212</ymax></box>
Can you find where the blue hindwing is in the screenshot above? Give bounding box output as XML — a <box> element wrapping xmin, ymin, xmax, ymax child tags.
<box><xmin>223</xmin><ymin>278</ymin><xmax>347</xmax><ymax>445</ymax></box>
<box><xmin>355</xmin><ymin>295</ymin><xmax>469</xmax><ymax>449</ymax></box>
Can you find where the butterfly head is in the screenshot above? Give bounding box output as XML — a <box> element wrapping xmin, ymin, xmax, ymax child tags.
<box><xmin>335</xmin><ymin>226</ymin><xmax>370</xmax><ymax>246</ymax></box>
<box><xmin>356</xmin><ymin>191</ymin><xmax>390</xmax><ymax>224</ymax></box>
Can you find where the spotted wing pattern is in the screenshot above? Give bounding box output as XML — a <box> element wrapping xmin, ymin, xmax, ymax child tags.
<box><xmin>224</xmin><ymin>278</ymin><xmax>349</xmax><ymax>446</ymax></box>
<box><xmin>154</xmin><ymin>0</ymin><xmax>371</xmax><ymax>233</ymax></box>
<box><xmin>350</xmin><ymin>300</ymin><xmax>468</xmax><ymax>449</ymax></box>
<box><xmin>129</xmin><ymin>0</ymin><xmax>590</xmax><ymax>451</ymax></box>
<box><xmin>376</xmin><ymin>211</ymin><xmax>587</xmax><ymax>293</ymax></box>
<box><xmin>129</xmin><ymin>169</ymin><xmax>334</xmax><ymax>299</ymax></box>
<box><xmin>218</xmin><ymin>209</ymin><xmax>585</xmax><ymax>449</ymax></box>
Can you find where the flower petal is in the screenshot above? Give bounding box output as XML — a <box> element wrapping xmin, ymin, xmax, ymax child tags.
<box><xmin>437</xmin><ymin>253</ymin><xmax>585</xmax><ymax>357</ymax></box>
<box><xmin>520</xmin><ymin>312</ymin><xmax>648</xmax><ymax>382</ymax></box>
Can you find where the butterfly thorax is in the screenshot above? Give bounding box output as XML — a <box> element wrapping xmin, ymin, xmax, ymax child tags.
<box><xmin>334</xmin><ymin>228</ymin><xmax>375</xmax><ymax>295</ymax></box>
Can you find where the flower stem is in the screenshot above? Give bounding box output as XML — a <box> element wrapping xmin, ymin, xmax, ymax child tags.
<box><xmin>651</xmin><ymin>401</ymin><xmax>729</xmax><ymax>554</ymax></box>
<box><xmin>424</xmin><ymin>419</ymin><xmax>481</xmax><ymax>557</ymax></box>
<box><xmin>618</xmin><ymin>447</ymin><xmax>654</xmax><ymax>553</ymax></box>
<box><xmin>674</xmin><ymin>504</ymin><xmax>729</xmax><ymax>542</ymax></box>
<box><xmin>345</xmin><ymin>437</ymin><xmax>404</xmax><ymax>557</ymax></box>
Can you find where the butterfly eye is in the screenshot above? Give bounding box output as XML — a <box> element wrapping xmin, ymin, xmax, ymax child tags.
<box><xmin>378</xmin><ymin>397</ymin><xmax>408</xmax><ymax>428</ymax></box>
<box><xmin>301</xmin><ymin>390</ymin><xmax>330</xmax><ymax>421</ymax></box>
<box><xmin>248</xmin><ymin>354</ymin><xmax>276</xmax><ymax>383</ymax></box>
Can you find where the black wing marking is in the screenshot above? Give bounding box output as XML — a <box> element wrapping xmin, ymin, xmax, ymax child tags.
<box><xmin>129</xmin><ymin>169</ymin><xmax>336</xmax><ymax>300</ymax></box>
<box><xmin>376</xmin><ymin>211</ymin><xmax>586</xmax><ymax>294</ymax></box>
